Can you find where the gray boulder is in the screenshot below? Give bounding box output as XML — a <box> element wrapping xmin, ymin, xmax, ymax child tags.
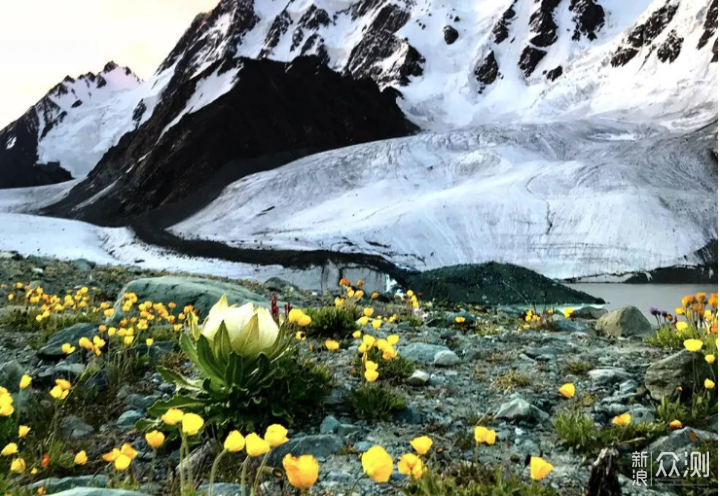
<box><xmin>25</xmin><ymin>476</ymin><xmax>109</xmax><ymax>492</ymax></box>
<box><xmin>38</xmin><ymin>323</ymin><xmax>98</xmax><ymax>360</ymax></box>
<box><xmin>407</xmin><ymin>370</ymin><xmax>431</xmax><ymax>386</ymax></box>
<box><xmin>400</xmin><ymin>343</ymin><xmax>451</xmax><ymax>364</ymax></box>
<box><xmin>645</xmin><ymin>350</ymin><xmax>704</xmax><ymax>400</ymax></box>
<box><xmin>267</xmin><ymin>435</ymin><xmax>344</xmax><ymax>466</ymax></box>
<box><xmin>0</xmin><ymin>360</ymin><xmax>25</xmax><ymax>392</ymax></box>
<box><xmin>113</xmin><ymin>276</ymin><xmax>268</xmax><ymax>318</ymax></box>
<box><xmin>595</xmin><ymin>306</ymin><xmax>652</xmax><ymax>338</ymax></box>
<box><xmin>433</xmin><ymin>350</ymin><xmax>461</xmax><ymax>367</ymax></box>
<box><xmin>495</xmin><ymin>395</ymin><xmax>549</xmax><ymax>423</ymax></box>
<box><xmin>60</xmin><ymin>415</ymin><xmax>95</xmax><ymax>440</ymax></box>
<box><xmin>588</xmin><ymin>368</ymin><xmax>633</xmax><ymax>386</ymax></box>
<box><xmin>648</xmin><ymin>428</ymin><xmax>717</xmax><ymax>475</ymax></box>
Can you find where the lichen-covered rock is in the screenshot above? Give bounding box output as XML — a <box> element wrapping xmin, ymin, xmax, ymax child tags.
<box><xmin>644</xmin><ymin>350</ymin><xmax>706</xmax><ymax>400</ymax></box>
<box><xmin>595</xmin><ymin>306</ymin><xmax>652</xmax><ymax>338</ymax></box>
<box><xmin>113</xmin><ymin>276</ymin><xmax>268</xmax><ymax>317</ymax></box>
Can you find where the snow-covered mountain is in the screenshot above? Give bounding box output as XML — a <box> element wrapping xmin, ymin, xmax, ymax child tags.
<box><xmin>0</xmin><ymin>62</ymin><xmax>142</xmax><ymax>188</ymax></box>
<box><xmin>0</xmin><ymin>0</ymin><xmax>717</xmax><ymax>280</ymax></box>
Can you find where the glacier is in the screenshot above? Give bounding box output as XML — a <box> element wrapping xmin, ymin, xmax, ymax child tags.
<box><xmin>171</xmin><ymin>120</ymin><xmax>718</xmax><ymax>280</ymax></box>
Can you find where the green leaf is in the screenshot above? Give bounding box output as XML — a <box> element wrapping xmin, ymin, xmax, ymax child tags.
<box><xmin>147</xmin><ymin>394</ymin><xmax>205</xmax><ymax>418</ymax></box>
<box><xmin>213</xmin><ymin>322</ymin><xmax>233</xmax><ymax>367</ymax></box>
<box><xmin>157</xmin><ymin>366</ymin><xmax>201</xmax><ymax>391</ymax></box>
<box><xmin>196</xmin><ymin>335</ymin><xmax>226</xmax><ymax>384</ymax></box>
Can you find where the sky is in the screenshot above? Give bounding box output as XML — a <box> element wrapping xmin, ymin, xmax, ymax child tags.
<box><xmin>0</xmin><ymin>0</ymin><xmax>221</xmax><ymax>128</ymax></box>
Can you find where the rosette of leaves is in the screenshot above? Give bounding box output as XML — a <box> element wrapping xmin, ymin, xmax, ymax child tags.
<box><xmin>141</xmin><ymin>322</ymin><xmax>331</xmax><ymax>432</ymax></box>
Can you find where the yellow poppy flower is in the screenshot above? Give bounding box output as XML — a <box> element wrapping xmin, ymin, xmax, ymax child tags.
<box><xmin>352</xmin><ymin>330</ymin><xmax>362</xmax><ymax>339</ymax></box>
<box><xmin>224</xmin><ymin>431</ymin><xmax>245</xmax><ymax>452</ymax></box>
<box><xmin>363</xmin><ymin>308</ymin><xmax>374</xmax><ymax>317</ymax></box>
<box><xmin>297</xmin><ymin>314</ymin><xmax>312</xmax><ymax>327</ymax></box>
<box><xmin>10</xmin><ymin>457</ymin><xmax>26</xmax><ymax>473</ymax></box>
<box><xmin>529</xmin><ymin>456</ymin><xmax>553</xmax><ymax>481</ymax></box>
<box><xmin>18</xmin><ymin>425</ymin><xmax>30</xmax><ymax>438</ymax></box>
<box><xmin>705</xmin><ymin>379</ymin><xmax>715</xmax><ymax>389</ymax></box>
<box><xmin>325</xmin><ymin>339</ymin><xmax>340</xmax><ymax>351</ymax></box>
<box><xmin>74</xmin><ymin>451</ymin><xmax>87</xmax><ymax>465</ymax></box>
<box><xmin>361</xmin><ymin>446</ymin><xmax>393</xmax><ymax>483</ymax></box>
<box><xmin>264</xmin><ymin>424</ymin><xmax>289</xmax><ymax>448</ymax></box>
<box><xmin>161</xmin><ymin>408</ymin><xmax>184</xmax><ymax>426</ymax></box>
<box><xmin>2</xmin><ymin>443</ymin><xmax>18</xmax><ymax>456</ymax></box>
<box><xmin>397</xmin><ymin>453</ymin><xmax>425</xmax><ymax>479</ymax></box>
<box><xmin>676</xmin><ymin>322</ymin><xmax>690</xmax><ymax>331</ymax></box>
<box><xmin>409</xmin><ymin>436</ymin><xmax>433</xmax><ymax>455</ymax></box>
<box><xmin>364</xmin><ymin>370</ymin><xmax>379</xmax><ymax>382</ymax></box>
<box><xmin>474</xmin><ymin>426</ymin><xmax>496</xmax><ymax>445</ymax></box>
<box><xmin>283</xmin><ymin>454</ymin><xmax>319</xmax><ymax>489</ymax></box>
<box><xmin>612</xmin><ymin>413</ymin><xmax>631</xmax><ymax>426</ymax></box>
<box><xmin>288</xmin><ymin>308</ymin><xmax>304</xmax><ymax>324</ymax></box>
<box><xmin>145</xmin><ymin>430</ymin><xmax>165</xmax><ymax>449</ymax></box>
<box><xmin>114</xmin><ymin>454</ymin><xmax>131</xmax><ymax>471</ymax></box>
<box><xmin>19</xmin><ymin>374</ymin><xmax>32</xmax><ymax>390</ymax></box>
<box><xmin>558</xmin><ymin>383</ymin><xmax>576</xmax><ymax>398</ymax></box>
<box><xmin>455</xmin><ymin>316</ymin><xmax>466</xmax><ymax>323</ymax></box>
<box><xmin>181</xmin><ymin>413</ymin><xmax>204</xmax><ymax>436</ymax></box>
<box><xmin>705</xmin><ymin>355</ymin><xmax>716</xmax><ymax>364</ymax></box>
<box><xmin>683</xmin><ymin>339</ymin><xmax>703</xmax><ymax>352</ymax></box>
<box><xmin>668</xmin><ymin>420</ymin><xmax>682</xmax><ymax>429</ymax></box>
<box><xmin>245</xmin><ymin>433</ymin><xmax>271</xmax><ymax>457</ymax></box>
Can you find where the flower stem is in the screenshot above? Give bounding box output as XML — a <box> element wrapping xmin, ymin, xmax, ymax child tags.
<box><xmin>240</xmin><ymin>456</ymin><xmax>250</xmax><ymax>496</ymax></box>
<box><xmin>208</xmin><ymin>449</ymin><xmax>227</xmax><ymax>496</ymax></box>
<box><xmin>251</xmin><ymin>451</ymin><xmax>271</xmax><ymax>496</ymax></box>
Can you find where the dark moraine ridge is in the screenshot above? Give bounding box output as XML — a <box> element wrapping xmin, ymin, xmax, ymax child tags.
<box><xmin>405</xmin><ymin>262</ymin><xmax>604</xmax><ymax>305</ymax></box>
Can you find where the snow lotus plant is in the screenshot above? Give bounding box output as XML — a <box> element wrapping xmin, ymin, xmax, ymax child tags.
<box><xmin>142</xmin><ymin>295</ymin><xmax>331</xmax><ymax>431</ymax></box>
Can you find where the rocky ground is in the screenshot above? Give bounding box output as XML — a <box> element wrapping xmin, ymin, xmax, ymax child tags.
<box><xmin>0</xmin><ymin>252</ymin><xmax>716</xmax><ymax>496</ymax></box>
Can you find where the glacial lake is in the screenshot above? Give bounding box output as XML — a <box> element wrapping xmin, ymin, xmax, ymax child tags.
<box><xmin>567</xmin><ymin>283</ymin><xmax>719</xmax><ymax>321</ymax></box>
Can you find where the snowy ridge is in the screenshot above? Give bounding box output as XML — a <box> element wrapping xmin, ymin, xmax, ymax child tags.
<box><xmin>172</xmin><ymin>120</ymin><xmax>718</xmax><ymax>279</ymax></box>
<box><xmin>163</xmin><ymin>0</ymin><xmax>716</xmax><ymax>130</ymax></box>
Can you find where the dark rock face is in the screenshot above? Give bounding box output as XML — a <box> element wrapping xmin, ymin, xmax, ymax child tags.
<box><xmin>698</xmin><ymin>0</ymin><xmax>718</xmax><ymax>49</ymax></box>
<box><xmin>519</xmin><ymin>46</ymin><xmax>547</xmax><ymax>76</ymax></box>
<box><xmin>569</xmin><ymin>0</ymin><xmax>605</xmax><ymax>41</ymax></box>
<box><xmin>546</xmin><ymin>65</ymin><xmax>563</xmax><ymax>81</ymax></box>
<box><xmin>46</xmin><ymin>56</ymin><xmax>417</xmax><ymax>224</ymax></box>
<box><xmin>292</xmin><ymin>6</ymin><xmax>331</xmax><ymax>52</ymax></box>
<box><xmin>657</xmin><ymin>29</ymin><xmax>683</xmax><ymax>63</ymax></box>
<box><xmin>0</xmin><ymin>99</ymin><xmax>72</xmax><ymax>188</ymax></box>
<box><xmin>493</xmin><ymin>0</ymin><xmax>518</xmax><ymax>43</ymax></box>
<box><xmin>260</xmin><ymin>10</ymin><xmax>292</xmax><ymax>57</ymax></box>
<box><xmin>474</xmin><ymin>51</ymin><xmax>500</xmax><ymax>93</ymax></box>
<box><xmin>443</xmin><ymin>25</ymin><xmax>459</xmax><ymax>44</ymax></box>
<box><xmin>156</xmin><ymin>0</ymin><xmax>259</xmax><ymax>98</ymax></box>
<box><xmin>528</xmin><ymin>0</ymin><xmax>562</xmax><ymax>48</ymax></box>
<box><xmin>345</xmin><ymin>4</ymin><xmax>425</xmax><ymax>85</ymax></box>
<box><xmin>404</xmin><ymin>262</ymin><xmax>604</xmax><ymax>306</ymax></box>
<box><xmin>610</xmin><ymin>0</ymin><xmax>679</xmax><ymax>67</ymax></box>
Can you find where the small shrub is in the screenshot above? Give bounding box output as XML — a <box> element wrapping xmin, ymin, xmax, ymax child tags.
<box><xmin>491</xmin><ymin>370</ymin><xmax>532</xmax><ymax>392</ymax></box>
<box><xmin>303</xmin><ymin>307</ymin><xmax>358</xmax><ymax>337</ymax></box>
<box><xmin>354</xmin><ymin>348</ymin><xmax>415</xmax><ymax>383</ymax></box>
<box><xmin>656</xmin><ymin>393</ymin><xmax>718</xmax><ymax>427</ymax></box>
<box><xmin>554</xmin><ymin>410</ymin><xmax>666</xmax><ymax>455</ymax></box>
<box><xmin>563</xmin><ymin>359</ymin><xmax>594</xmax><ymax>377</ymax></box>
<box><xmin>407</xmin><ymin>465</ymin><xmax>556</xmax><ymax>496</ymax></box>
<box><xmin>554</xmin><ymin>411</ymin><xmax>598</xmax><ymax>451</ymax></box>
<box><xmin>647</xmin><ymin>324</ymin><xmax>697</xmax><ymax>348</ymax></box>
<box><xmin>348</xmin><ymin>383</ymin><xmax>405</xmax><ymax>422</ymax></box>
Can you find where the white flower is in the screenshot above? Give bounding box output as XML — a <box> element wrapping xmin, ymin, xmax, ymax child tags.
<box><xmin>201</xmin><ymin>295</ymin><xmax>279</xmax><ymax>357</ymax></box>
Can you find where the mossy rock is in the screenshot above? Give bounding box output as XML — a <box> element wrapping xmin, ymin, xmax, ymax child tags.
<box><xmin>112</xmin><ymin>276</ymin><xmax>268</xmax><ymax>318</ymax></box>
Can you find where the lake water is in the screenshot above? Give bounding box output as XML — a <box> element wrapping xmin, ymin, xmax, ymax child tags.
<box><xmin>567</xmin><ymin>283</ymin><xmax>719</xmax><ymax>321</ymax></box>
